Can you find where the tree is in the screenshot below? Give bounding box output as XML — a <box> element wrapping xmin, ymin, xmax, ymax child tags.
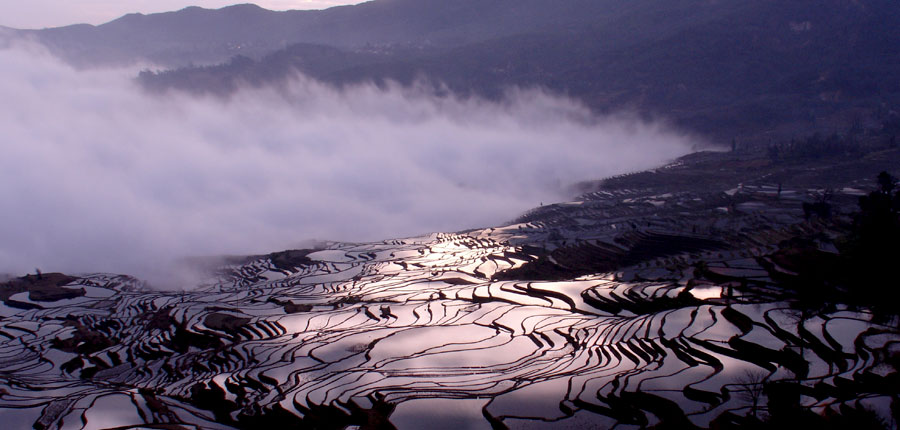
<box><xmin>842</xmin><ymin>171</ymin><xmax>900</xmax><ymax>320</ymax></box>
<box><xmin>877</xmin><ymin>171</ymin><xmax>897</xmax><ymax>194</ymax></box>
<box><xmin>802</xmin><ymin>189</ymin><xmax>833</xmax><ymax>220</ymax></box>
<box><xmin>856</xmin><ymin>172</ymin><xmax>900</xmax><ymax>235</ymax></box>
<box><xmin>736</xmin><ymin>370</ymin><xmax>767</xmax><ymax>418</ymax></box>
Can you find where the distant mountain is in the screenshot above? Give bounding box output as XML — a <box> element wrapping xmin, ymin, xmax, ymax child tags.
<box><xmin>135</xmin><ymin>0</ymin><xmax>900</xmax><ymax>141</ymax></box>
<box><xmin>12</xmin><ymin>0</ymin><xmax>900</xmax><ymax>141</ymax></box>
<box><xmin>18</xmin><ymin>0</ymin><xmax>630</xmax><ymax>67</ymax></box>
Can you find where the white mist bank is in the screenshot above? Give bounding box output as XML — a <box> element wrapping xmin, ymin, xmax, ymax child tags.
<box><xmin>0</xmin><ymin>44</ymin><xmax>697</xmax><ymax>286</ymax></box>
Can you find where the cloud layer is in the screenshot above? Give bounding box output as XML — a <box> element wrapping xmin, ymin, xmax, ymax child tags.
<box><xmin>0</xmin><ymin>45</ymin><xmax>696</xmax><ymax>286</ymax></box>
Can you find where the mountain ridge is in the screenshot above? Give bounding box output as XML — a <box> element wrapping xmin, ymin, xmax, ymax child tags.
<box><xmin>19</xmin><ymin>0</ymin><xmax>622</xmax><ymax>67</ymax></box>
<box><xmin>11</xmin><ymin>0</ymin><xmax>900</xmax><ymax>141</ymax></box>
<box><xmin>136</xmin><ymin>0</ymin><xmax>900</xmax><ymax>141</ymax></box>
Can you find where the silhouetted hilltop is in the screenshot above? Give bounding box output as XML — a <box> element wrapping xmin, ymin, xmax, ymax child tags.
<box><xmin>13</xmin><ymin>0</ymin><xmax>900</xmax><ymax>140</ymax></box>
<box><xmin>136</xmin><ymin>0</ymin><xmax>900</xmax><ymax>141</ymax></box>
<box><xmin>20</xmin><ymin>0</ymin><xmax>629</xmax><ymax>67</ymax></box>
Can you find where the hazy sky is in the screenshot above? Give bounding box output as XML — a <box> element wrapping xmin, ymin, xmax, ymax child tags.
<box><xmin>1</xmin><ymin>1</ymin><xmax>366</xmax><ymax>29</ymax></box>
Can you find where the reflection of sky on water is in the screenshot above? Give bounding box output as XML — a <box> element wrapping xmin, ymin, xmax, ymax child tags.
<box><xmin>391</xmin><ymin>398</ymin><xmax>491</xmax><ymax>430</ymax></box>
<box><xmin>0</xmin><ymin>236</ymin><xmax>896</xmax><ymax>428</ymax></box>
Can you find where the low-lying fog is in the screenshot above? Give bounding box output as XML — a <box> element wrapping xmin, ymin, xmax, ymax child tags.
<box><xmin>0</xmin><ymin>43</ymin><xmax>697</xmax><ymax>287</ymax></box>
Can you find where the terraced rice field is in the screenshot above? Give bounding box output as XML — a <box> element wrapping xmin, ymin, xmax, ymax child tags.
<box><xmin>0</xmin><ymin>151</ymin><xmax>898</xmax><ymax>429</ymax></box>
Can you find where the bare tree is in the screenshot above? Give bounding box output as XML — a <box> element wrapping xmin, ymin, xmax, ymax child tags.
<box><xmin>736</xmin><ymin>369</ymin><xmax>768</xmax><ymax>418</ymax></box>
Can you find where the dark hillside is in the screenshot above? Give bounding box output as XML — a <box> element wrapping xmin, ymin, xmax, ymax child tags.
<box><xmin>137</xmin><ymin>0</ymin><xmax>900</xmax><ymax>141</ymax></box>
